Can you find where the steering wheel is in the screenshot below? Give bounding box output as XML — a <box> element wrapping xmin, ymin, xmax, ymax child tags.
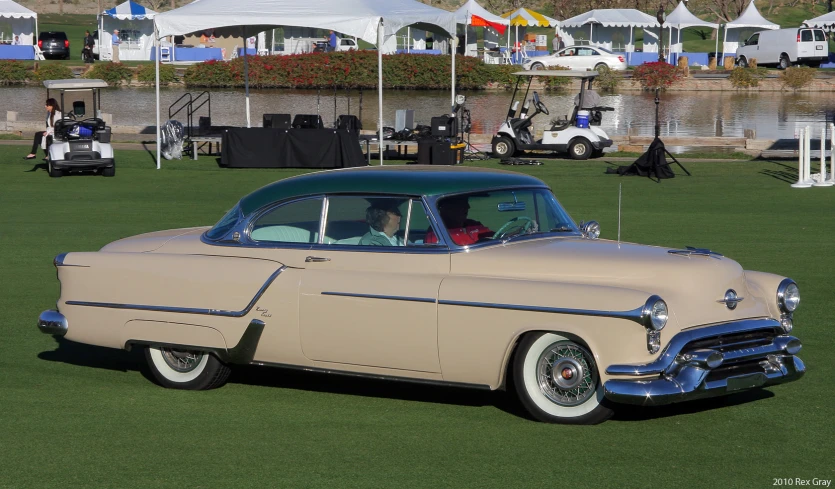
<box><xmin>532</xmin><ymin>92</ymin><xmax>549</xmax><ymax>115</ymax></box>
<box><xmin>493</xmin><ymin>216</ymin><xmax>535</xmax><ymax>240</ymax></box>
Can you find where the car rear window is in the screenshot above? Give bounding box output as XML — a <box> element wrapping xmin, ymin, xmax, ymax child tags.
<box><xmin>801</xmin><ymin>30</ymin><xmax>813</xmax><ymax>42</ymax></box>
<box><xmin>815</xmin><ymin>30</ymin><xmax>826</xmax><ymax>41</ymax></box>
<box><xmin>40</xmin><ymin>32</ymin><xmax>68</xmax><ymax>40</ymax></box>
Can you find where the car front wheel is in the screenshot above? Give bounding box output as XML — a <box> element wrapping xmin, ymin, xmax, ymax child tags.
<box><xmin>512</xmin><ymin>332</ymin><xmax>613</xmax><ymax>424</ymax></box>
<box><xmin>530</xmin><ymin>62</ymin><xmax>545</xmax><ymax>71</ymax></box>
<box><xmin>492</xmin><ymin>136</ymin><xmax>515</xmax><ymax>160</ymax></box>
<box><xmin>737</xmin><ymin>57</ymin><xmax>748</xmax><ymax>68</ymax></box>
<box><xmin>568</xmin><ymin>138</ymin><xmax>592</xmax><ymax>160</ymax></box>
<box><xmin>779</xmin><ymin>54</ymin><xmax>791</xmax><ymax>70</ymax></box>
<box><xmin>145</xmin><ymin>346</ymin><xmax>231</xmax><ymax>390</ymax></box>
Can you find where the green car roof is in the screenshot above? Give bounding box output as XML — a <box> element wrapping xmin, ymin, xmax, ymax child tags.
<box><xmin>239</xmin><ymin>166</ymin><xmax>548</xmax><ymax>216</ymax></box>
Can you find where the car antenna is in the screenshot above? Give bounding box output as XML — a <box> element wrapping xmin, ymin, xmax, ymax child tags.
<box><xmin>617</xmin><ymin>183</ymin><xmax>622</xmax><ymax>248</ymax></box>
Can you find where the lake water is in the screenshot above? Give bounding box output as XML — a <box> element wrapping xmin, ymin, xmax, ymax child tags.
<box><xmin>5</xmin><ymin>85</ymin><xmax>835</xmax><ymax>141</ymax></box>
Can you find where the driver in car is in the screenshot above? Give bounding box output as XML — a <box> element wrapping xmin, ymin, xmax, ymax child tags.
<box><xmin>425</xmin><ymin>196</ymin><xmax>493</xmax><ymax>246</ymax></box>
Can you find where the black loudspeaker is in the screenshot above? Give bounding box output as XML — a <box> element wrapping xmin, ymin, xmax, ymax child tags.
<box><xmin>198</xmin><ymin>116</ymin><xmax>212</xmax><ymax>135</ymax></box>
<box><xmin>417</xmin><ymin>139</ymin><xmax>433</xmax><ymax>165</ymax></box>
<box><xmin>263</xmin><ymin>113</ymin><xmax>291</xmax><ymax>129</ymax></box>
<box><xmin>431</xmin><ymin>116</ymin><xmax>457</xmax><ymax>137</ymax></box>
<box><xmin>292</xmin><ymin>114</ymin><xmax>324</xmax><ymax>129</ymax></box>
<box><xmin>336</xmin><ymin>115</ymin><xmax>361</xmax><ymax>135</ymax></box>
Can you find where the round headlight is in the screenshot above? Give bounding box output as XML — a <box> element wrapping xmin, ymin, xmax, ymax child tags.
<box><xmin>777</xmin><ymin>279</ymin><xmax>800</xmax><ymax>313</ymax></box>
<box><xmin>580</xmin><ymin>220</ymin><xmax>601</xmax><ymax>240</ymax></box>
<box><xmin>642</xmin><ymin>295</ymin><xmax>668</xmax><ymax>331</ymax></box>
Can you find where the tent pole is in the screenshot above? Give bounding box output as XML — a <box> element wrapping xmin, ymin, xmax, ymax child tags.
<box><xmin>464</xmin><ymin>10</ymin><xmax>468</xmax><ymax>57</ymax></box>
<box><xmin>35</xmin><ymin>16</ymin><xmax>38</xmax><ymax>43</ymax></box>
<box><xmin>715</xmin><ymin>25</ymin><xmax>720</xmax><ymax>62</ymax></box>
<box><xmin>155</xmin><ymin>24</ymin><xmax>161</xmax><ymax>170</ymax></box>
<box><xmin>243</xmin><ymin>27</ymin><xmax>251</xmax><ymax>128</ymax></box>
<box><xmin>378</xmin><ymin>19</ymin><xmax>383</xmax><ymax>166</ymax></box>
<box><xmin>721</xmin><ymin>25</ymin><xmax>726</xmax><ymax>63</ymax></box>
<box><xmin>407</xmin><ymin>27</ymin><xmax>410</xmax><ymax>53</ymax></box>
<box><xmin>451</xmin><ymin>36</ymin><xmax>456</xmax><ymax>109</ymax></box>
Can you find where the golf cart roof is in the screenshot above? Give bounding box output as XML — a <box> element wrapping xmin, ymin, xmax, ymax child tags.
<box><xmin>512</xmin><ymin>70</ymin><xmax>599</xmax><ymax>78</ymax></box>
<box><xmin>43</xmin><ymin>79</ymin><xmax>109</xmax><ymax>89</ymax></box>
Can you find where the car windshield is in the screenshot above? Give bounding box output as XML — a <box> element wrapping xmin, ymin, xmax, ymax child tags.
<box><xmin>206</xmin><ymin>203</ymin><xmax>242</xmax><ymax>240</ymax></box>
<box><xmin>435</xmin><ymin>188</ymin><xmax>578</xmax><ymax>246</ymax></box>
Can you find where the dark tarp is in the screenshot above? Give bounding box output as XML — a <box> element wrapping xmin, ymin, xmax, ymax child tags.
<box><xmin>220</xmin><ymin>127</ymin><xmax>366</xmax><ymax>168</ymax></box>
<box><xmin>606</xmin><ymin>138</ymin><xmax>676</xmax><ymax>180</ymax></box>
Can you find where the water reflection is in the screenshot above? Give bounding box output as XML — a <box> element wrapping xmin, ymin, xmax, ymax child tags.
<box><xmin>4</xmin><ymin>85</ymin><xmax>835</xmax><ymax>140</ymax></box>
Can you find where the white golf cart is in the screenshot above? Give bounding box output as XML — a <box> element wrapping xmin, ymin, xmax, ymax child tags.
<box><xmin>44</xmin><ymin>79</ymin><xmax>115</xmax><ymax>177</ymax></box>
<box><xmin>491</xmin><ymin>70</ymin><xmax>613</xmax><ymax>160</ymax></box>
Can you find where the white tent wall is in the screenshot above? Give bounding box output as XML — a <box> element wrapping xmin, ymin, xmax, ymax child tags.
<box><xmin>721</xmin><ymin>26</ymin><xmax>766</xmax><ymax>54</ymax></box>
<box><xmin>100</xmin><ymin>15</ymin><xmax>155</xmax><ymax>60</ymax></box>
<box><xmin>559</xmin><ymin>26</ymin><xmax>637</xmax><ymax>52</ymax></box>
<box><xmin>721</xmin><ymin>1</ymin><xmax>778</xmax><ymax>54</ymax></box>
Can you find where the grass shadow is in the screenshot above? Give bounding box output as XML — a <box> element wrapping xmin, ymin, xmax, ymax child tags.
<box><xmin>759</xmin><ymin>159</ymin><xmax>801</xmax><ymax>183</ymax></box>
<box><xmin>611</xmin><ymin>389</ymin><xmax>774</xmax><ymax>422</ymax></box>
<box><xmin>38</xmin><ymin>336</ymin><xmax>145</xmax><ymax>373</ymax></box>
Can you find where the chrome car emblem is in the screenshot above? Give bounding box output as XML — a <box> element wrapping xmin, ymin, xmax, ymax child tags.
<box><xmin>717</xmin><ymin>289</ymin><xmax>744</xmax><ymax>310</ymax></box>
<box><xmin>668</xmin><ymin>247</ymin><xmax>724</xmax><ymax>259</ymax></box>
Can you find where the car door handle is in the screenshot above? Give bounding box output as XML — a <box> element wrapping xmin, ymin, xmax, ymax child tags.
<box><xmin>305</xmin><ymin>256</ymin><xmax>331</xmax><ymax>263</ymax></box>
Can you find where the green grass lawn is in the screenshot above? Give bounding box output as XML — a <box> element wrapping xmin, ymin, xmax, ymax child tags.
<box><xmin>1</xmin><ymin>146</ymin><xmax>833</xmax><ymax>488</ymax></box>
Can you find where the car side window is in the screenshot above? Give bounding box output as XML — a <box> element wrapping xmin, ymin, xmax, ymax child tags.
<box><xmin>578</xmin><ymin>48</ymin><xmax>593</xmax><ymax>56</ymax></box>
<box><xmin>748</xmin><ymin>34</ymin><xmax>758</xmax><ymax>46</ymax></box>
<box><xmin>322</xmin><ymin>196</ymin><xmax>440</xmax><ymax>248</ymax></box>
<box><xmin>801</xmin><ymin>30</ymin><xmax>813</xmax><ymax>42</ymax></box>
<box><xmin>249</xmin><ymin>197</ymin><xmax>323</xmax><ymax>243</ymax></box>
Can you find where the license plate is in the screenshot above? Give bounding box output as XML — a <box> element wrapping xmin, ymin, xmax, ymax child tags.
<box><xmin>817</xmin><ymin>45</ymin><xmax>823</xmax><ymax>50</ymax></box>
<box><xmin>726</xmin><ymin>373</ymin><xmax>766</xmax><ymax>391</ymax></box>
<box><xmin>76</xmin><ymin>144</ymin><xmax>90</xmax><ymax>150</ymax></box>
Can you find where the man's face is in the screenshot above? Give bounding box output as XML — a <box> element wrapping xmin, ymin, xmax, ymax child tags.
<box><xmin>441</xmin><ymin>201</ymin><xmax>469</xmax><ymax>228</ymax></box>
<box><xmin>383</xmin><ymin>211</ymin><xmax>401</xmax><ymax>237</ymax></box>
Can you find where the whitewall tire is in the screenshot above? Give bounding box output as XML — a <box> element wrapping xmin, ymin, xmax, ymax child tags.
<box><xmin>512</xmin><ymin>332</ymin><xmax>613</xmax><ymax>424</ymax></box>
<box><xmin>145</xmin><ymin>346</ymin><xmax>231</xmax><ymax>390</ymax></box>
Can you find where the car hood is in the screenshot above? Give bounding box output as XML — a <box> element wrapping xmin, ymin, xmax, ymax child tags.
<box><xmin>450</xmin><ymin>237</ymin><xmax>772</xmax><ymax>330</ymax></box>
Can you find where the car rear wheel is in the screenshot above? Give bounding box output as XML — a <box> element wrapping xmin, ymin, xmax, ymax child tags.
<box><xmin>779</xmin><ymin>54</ymin><xmax>791</xmax><ymax>70</ymax></box>
<box><xmin>102</xmin><ymin>166</ymin><xmax>115</xmax><ymax>177</ymax></box>
<box><xmin>594</xmin><ymin>63</ymin><xmax>610</xmax><ymax>72</ymax></box>
<box><xmin>492</xmin><ymin>136</ymin><xmax>515</xmax><ymax>160</ymax></box>
<box><xmin>568</xmin><ymin>138</ymin><xmax>592</xmax><ymax>160</ymax></box>
<box><xmin>511</xmin><ymin>332</ymin><xmax>613</xmax><ymax>424</ymax></box>
<box><xmin>145</xmin><ymin>346</ymin><xmax>231</xmax><ymax>390</ymax></box>
<box><xmin>530</xmin><ymin>62</ymin><xmax>545</xmax><ymax>71</ymax></box>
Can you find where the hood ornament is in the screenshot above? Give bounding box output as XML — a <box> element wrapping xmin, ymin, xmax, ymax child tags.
<box><xmin>718</xmin><ymin>289</ymin><xmax>744</xmax><ymax>310</ymax></box>
<box><xmin>668</xmin><ymin>246</ymin><xmax>724</xmax><ymax>259</ymax></box>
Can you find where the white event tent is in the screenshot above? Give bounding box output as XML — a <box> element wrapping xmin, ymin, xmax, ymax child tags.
<box><xmin>803</xmin><ymin>11</ymin><xmax>835</xmax><ymax>29</ymax></box>
<box><xmin>99</xmin><ymin>1</ymin><xmax>158</xmax><ymax>61</ymax></box>
<box><xmin>559</xmin><ymin>9</ymin><xmax>658</xmax><ymax>53</ymax></box>
<box><xmin>0</xmin><ymin>0</ymin><xmax>37</xmax><ymax>46</ymax></box>
<box><xmin>665</xmin><ymin>1</ymin><xmax>718</xmax><ymax>54</ymax></box>
<box><xmin>453</xmin><ymin>0</ymin><xmax>508</xmax><ymax>57</ymax></box>
<box><xmin>721</xmin><ymin>1</ymin><xmax>778</xmax><ymax>56</ymax></box>
<box><xmin>153</xmin><ymin>0</ymin><xmax>456</xmax><ymax>168</ymax></box>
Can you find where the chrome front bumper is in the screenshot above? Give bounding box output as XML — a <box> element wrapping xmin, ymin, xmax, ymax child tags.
<box><xmin>38</xmin><ymin>310</ymin><xmax>68</xmax><ymax>336</ymax></box>
<box><xmin>603</xmin><ymin>319</ymin><xmax>805</xmax><ymax>406</ymax></box>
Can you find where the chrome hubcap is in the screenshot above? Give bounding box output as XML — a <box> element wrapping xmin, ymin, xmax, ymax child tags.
<box><xmin>537</xmin><ymin>342</ymin><xmax>597</xmax><ymax>406</ymax></box>
<box><xmin>573</xmin><ymin>144</ymin><xmax>587</xmax><ymax>156</ymax></box>
<box><xmin>496</xmin><ymin>142</ymin><xmax>509</xmax><ymax>154</ymax></box>
<box><xmin>160</xmin><ymin>348</ymin><xmax>203</xmax><ymax>373</ymax></box>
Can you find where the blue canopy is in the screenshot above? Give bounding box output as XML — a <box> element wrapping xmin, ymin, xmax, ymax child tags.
<box><xmin>103</xmin><ymin>0</ymin><xmax>157</xmax><ymax>20</ymax></box>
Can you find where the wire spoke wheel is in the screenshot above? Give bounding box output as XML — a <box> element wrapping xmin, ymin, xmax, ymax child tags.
<box><xmin>160</xmin><ymin>348</ymin><xmax>204</xmax><ymax>373</ymax></box>
<box><xmin>536</xmin><ymin>342</ymin><xmax>597</xmax><ymax>406</ymax></box>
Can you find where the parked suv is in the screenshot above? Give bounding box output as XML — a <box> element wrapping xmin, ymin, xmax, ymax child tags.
<box><xmin>38</xmin><ymin>31</ymin><xmax>70</xmax><ymax>59</ymax></box>
<box><xmin>736</xmin><ymin>27</ymin><xmax>828</xmax><ymax>69</ymax></box>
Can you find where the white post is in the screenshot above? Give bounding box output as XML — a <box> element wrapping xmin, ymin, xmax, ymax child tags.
<box><xmin>805</xmin><ymin>125</ymin><xmax>812</xmax><ymax>183</ymax></box>
<box><xmin>243</xmin><ymin>27</ymin><xmax>251</xmax><ymax>128</ymax></box>
<box><xmin>792</xmin><ymin>127</ymin><xmax>811</xmax><ymax>188</ymax></box>
<box><xmin>451</xmin><ymin>36</ymin><xmax>456</xmax><ymax>109</ymax></box>
<box><xmin>407</xmin><ymin>27</ymin><xmax>410</xmax><ymax>53</ymax></box>
<box><xmin>378</xmin><ymin>19</ymin><xmax>384</xmax><ymax>166</ymax></box>
<box><xmin>464</xmin><ymin>11</ymin><xmax>468</xmax><ymax>57</ymax></box>
<box><xmin>155</xmin><ymin>24</ymin><xmax>161</xmax><ymax>170</ymax></box>
<box><xmin>829</xmin><ymin>123</ymin><xmax>835</xmax><ymax>183</ymax></box>
<box><xmin>816</xmin><ymin>124</ymin><xmax>835</xmax><ymax>186</ymax></box>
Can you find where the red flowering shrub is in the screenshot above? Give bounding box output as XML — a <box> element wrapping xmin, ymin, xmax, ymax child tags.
<box><xmin>631</xmin><ymin>61</ymin><xmax>684</xmax><ymax>90</ymax></box>
<box><xmin>184</xmin><ymin>51</ymin><xmax>521</xmax><ymax>90</ymax></box>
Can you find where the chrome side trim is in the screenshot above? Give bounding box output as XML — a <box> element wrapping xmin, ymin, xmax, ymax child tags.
<box><xmin>321</xmin><ymin>291</ymin><xmax>436</xmax><ymax>304</ymax></box>
<box><xmin>38</xmin><ymin>310</ymin><xmax>68</xmax><ymax>336</ymax></box>
<box><xmin>126</xmin><ymin>319</ymin><xmax>265</xmax><ymax>364</ymax></box>
<box><xmin>605</xmin><ymin>318</ymin><xmax>782</xmax><ymax>376</ymax></box>
<box><xmin>437</xmin><ymin>299</ymin><xmax>645</xmax><ymax>324</ymax></box>
<box><xmin>66</xmin><ymin>266</ymin><xmax>287</xmax><ymax>317</ymax></box>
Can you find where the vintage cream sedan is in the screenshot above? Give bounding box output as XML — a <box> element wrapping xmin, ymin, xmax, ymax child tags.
<box><xmin>37</xmin><ymin>166</ymin><xmax>804</xmax><ymax>424</ymax></box>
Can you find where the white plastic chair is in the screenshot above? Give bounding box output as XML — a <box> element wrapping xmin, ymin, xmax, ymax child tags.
<box><xmin>160</xmin><ymin>45</ymin><xmax>172</xmax><ymax>63</ymax></box>
<box><xmin>34</xmin><ymin>44</ymin><xmax>45</xmax><ymax>61</ymax></box>
<box><xmin>229</xmin><ymin>44</ymin><xmax>239</xmax><ymax>59</ymax></box>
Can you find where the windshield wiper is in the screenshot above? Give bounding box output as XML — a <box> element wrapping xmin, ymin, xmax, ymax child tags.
<box><xmin>549</xmin><ymin>226</ymin><xmax>575</xmax><ymax>232</ymax></box>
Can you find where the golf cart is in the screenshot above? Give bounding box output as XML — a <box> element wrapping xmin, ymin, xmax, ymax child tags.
<box><xmin>491</xmin><ymin>71</ymin><xmax>613</xmax><ymax>160</ymax></box>
<box><xmin>44</xmin><ymin>79</ymin><xmax>115</xmax><ymax>177</ymax></box>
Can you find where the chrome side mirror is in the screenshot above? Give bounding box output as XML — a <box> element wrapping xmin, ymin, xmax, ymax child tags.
<box><xmin>579</xmin><ymin>220</ymin><xmax>601</xmax><ymax>240</ymax></box>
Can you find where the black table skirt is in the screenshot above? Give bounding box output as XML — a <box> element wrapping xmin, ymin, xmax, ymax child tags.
<box><xmin>220</xmin><ymin>127</ymin><xmax>366</xmax><ymax>168</ymax></box>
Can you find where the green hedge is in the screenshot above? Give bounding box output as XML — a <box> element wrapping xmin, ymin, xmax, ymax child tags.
<box><xmin>184</xmin><ymin>52</ymin><xmax>535</xmax><ymax>90</ymax></box>
<box><xmin>0</xmin><ymin>60</ymin><xmax>27</xmax><ymax>85</ymax></box>
<box><xmin>83</xmin><ymin>62</ymin><xmax>133</xmax><ymax>85</ymax></box>
<box><xmin>33</xmin><ymin>64</ymin><xmax>74</xmax><ymax>83</ymax></box>
<box><xmin>137</xmin><ymin>63</ymin><xmax>178</xmax><ymax>85</ymax></box>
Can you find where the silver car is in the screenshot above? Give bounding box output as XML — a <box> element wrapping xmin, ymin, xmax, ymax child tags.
<box><xmin>523</xmin><ymin>46</ymin><xmax>627</xmax><ymax>71</ymax></box>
